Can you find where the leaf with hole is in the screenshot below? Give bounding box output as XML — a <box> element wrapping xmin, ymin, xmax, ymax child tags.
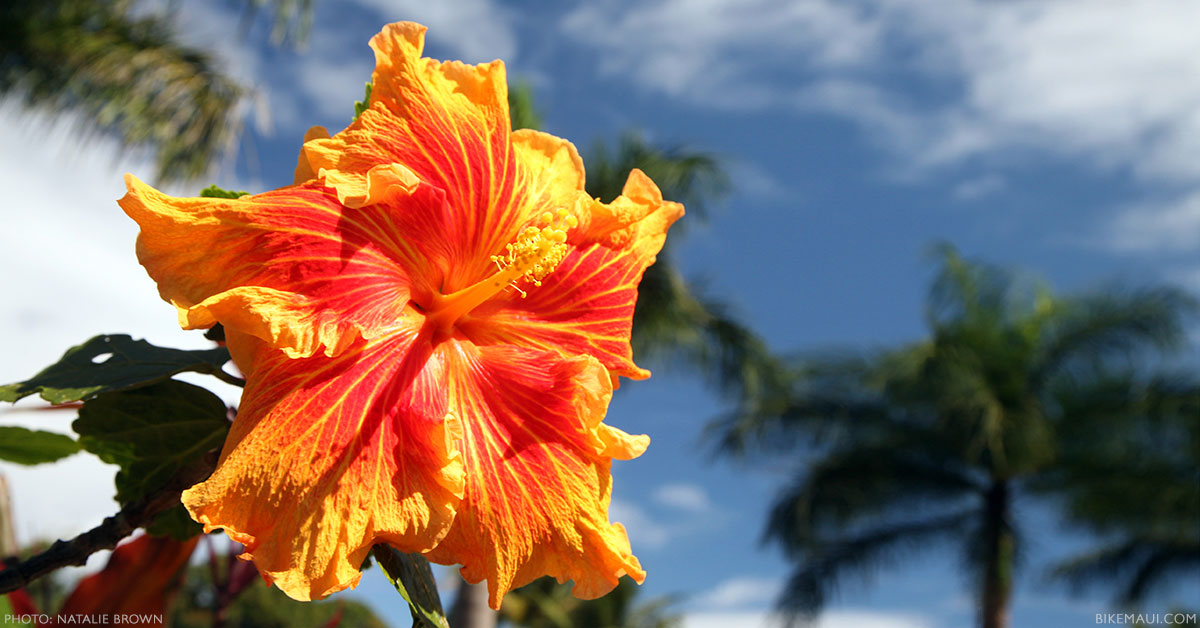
<box><xmin>0</xmin><ymin>335</ymin><xmax>233</xmax><ymax>404</ymax></box>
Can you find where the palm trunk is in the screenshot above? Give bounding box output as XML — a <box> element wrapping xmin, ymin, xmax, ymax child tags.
<box><xmin>448</xmin><ymin>581</ymin><xmax>496</xmax><ymax>628</ymax></box>
<box><xmin>981</xmin><ymin>480</ymin><xmax>1013</xmax><ymax>628</ymax></box>
<box><xmin>0</xmin><ymin>474</ymin><xmax>16</xmax><ymax>559</ymax></box>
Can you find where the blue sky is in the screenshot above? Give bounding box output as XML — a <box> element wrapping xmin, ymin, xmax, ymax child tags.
<box><xmin>1</xmin><ymin>1</ymin><xmax>1198</xmax><ymax>627</ymax></box>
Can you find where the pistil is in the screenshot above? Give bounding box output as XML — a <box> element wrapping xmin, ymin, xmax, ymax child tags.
<box><xmin>425</xmin><ymin>210</ymin><xmax>577</xmax><ymax>330</ymax></box>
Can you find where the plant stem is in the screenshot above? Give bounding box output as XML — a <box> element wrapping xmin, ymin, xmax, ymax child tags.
<box><xmin>0</xmin><ymin>454</ymin><xmax>216</xmax><ymax>594</ymax></box>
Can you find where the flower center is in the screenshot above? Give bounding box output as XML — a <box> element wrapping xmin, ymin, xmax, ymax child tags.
<box><xmin>425</xmin><ymin>209</ymin><xmax>577</xmax><ymax>331</ymax></box>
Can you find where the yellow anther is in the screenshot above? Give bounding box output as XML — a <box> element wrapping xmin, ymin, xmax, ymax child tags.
<box><xmin>424</xmin><ymin>208</ymin><xmax>578</xmax><ymax>330</ymax></box>
<box><xmin>490</xmin><ymin>224</ymin><xmax>569</xmax><ymax>287</ymax></box>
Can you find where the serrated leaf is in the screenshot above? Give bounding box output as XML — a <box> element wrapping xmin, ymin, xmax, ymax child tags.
<box><xmin>0</xmin><ymin>335</ymin><xmax>232</xmax><ymax>404</ymax></box>
<box><xmin>73</xmin><ymin>380</ymin><xmax>229</xmax><ymax>506</ymax></box>
<box><xmin>0</xmin><ymin>426</ymin><xmax>81</xmax><ymax>465</ymax></box>
<box><xmin>372</xmin><ymin>545</ymin><xmax>449</xmax><ymax>628</ymax></box>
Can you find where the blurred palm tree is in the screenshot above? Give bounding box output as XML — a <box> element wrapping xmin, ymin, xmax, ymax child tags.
<box><xmin>0</xmin><ymin>0</ymin><xmax>244</xmax><ymax>182</ymax></box>
<box><xmin>0</xmin><ymin>0</ymin><xmax>315</xmax><ymax>184</ymax></box>
<box><xmin>1046</xmin><ymin>374</ymin><xmax>1199</xmax><ymax>606</ymax></box>
<box><xmin>499</xmin><ymin>576</ymin><xmax>681</xmax><ymax>628</ymax></box>
<box><xmin>714</xmin><ymin>245</ymin><xmax>1196</xmax><ymax>628</ymax></box>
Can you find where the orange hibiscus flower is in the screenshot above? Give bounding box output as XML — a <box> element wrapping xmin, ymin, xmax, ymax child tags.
<box><xmin>118</xmin><ymin>22</ymin><xmax>682</xmax><ymax>608</ymax></box>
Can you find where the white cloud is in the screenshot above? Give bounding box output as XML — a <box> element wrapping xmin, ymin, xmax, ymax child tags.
<box><xmin>563</xmin><ymin>0</ymin><xmax>1200</xmax><ymax>251</ymax></box>
<box><xmin>565</xmin><ymin>0</ymin><xmax>1200</xmax><ymax>177</ymax></box>
<box><xmin>653</xmin><ymin>483</ymin><xmax>713</xmax><ymax>513</ymax></box>
<box><xmin>682</xmin><ymin>609</ymin><xmax>935</xmax><ymax>628</ymax></box>
<box><xmin>697</xmin><ymin>576</ymin><xmax>782</xmax><ymax>609</ymax></box>
<box><xmin>952</xmin><ymin>174</ymin><xmax>1006</xmax><ymax>202</ymax></box>
<box><xmin>1104</xmin><ymin>192</ymin><xmax>1200</xmax><ymax>252</ymax></box>
<box><xmin>562</xmin><ymin>0</ymin><xmax>880</xmax><ymax>110</ymax></box>
<box><xmin>730</xmin><ymin>161</ymin><xmax>790</xmax><ymax>201</ymax></box>
<box><xmin>610</xmin><ymin>498</ymin><xmax>671</xmax><ymax>549</ymax></box>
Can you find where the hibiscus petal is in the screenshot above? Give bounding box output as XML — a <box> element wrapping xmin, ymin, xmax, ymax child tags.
<box><xmin>300</xmin><ymin>23</ymin><xmax>551</xmax><ymax>293</ymax></box>
<box><xmin>294</xmin><ymin>125</ymin><xmax>332</xmax><ymax>184</ymax></box>
<box><xmin>183</xmin><ymin>327</ymin><xmax>464</xmax><ymax>602</ymax></box>
<box><xmin>423</xmin><ymin>341</ymin><xmax>646</xmax><ymax>608</ymax></box>
<box><xmin>461</xmin><ymin>169</ymin><xmax>684</xmax><ymax>379</ymax></box>
<box><xmin>511</xmin><ymin>128</ymin><xmax>586</xmax><ymax>202</ymax></box>
<box><xmin>119</xmin><ymin>174</ymin><xmax>451</xmax><ymax>358</ymax></box>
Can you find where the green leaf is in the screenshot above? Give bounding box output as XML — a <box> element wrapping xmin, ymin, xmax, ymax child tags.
<box><xmin>199</xmin><ymin>184</ymin><xmax>249</xmax><ymax>199</ymax></box>
<box><xmin>0</xmin><ymin>426</ymin><xmax>80</xmax><ymax>465</ymax></box>
<box><xmin>372</xmin><ymin>545</ymin><xmax>449</xmax><ymax>628</ymax></box>
<box><xmin>353</xmin><ymin>82</ymin><xmax>373</xmax><ymax>121</ymax></box>
<box><xmin>0</xmin><ymin>335</ymin><xmax>232</xmax><ymax>404</ymax></box>
<box><xmin>72</xmin><ymin>380</ymin><xmax>230</xmax><ymax>530</ymax></box>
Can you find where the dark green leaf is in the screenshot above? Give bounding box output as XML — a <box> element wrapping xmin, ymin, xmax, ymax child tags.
<box><xmin>0</xmin><ymin>335</ymin><xmax>232</xmax><ymax>404</ymax></box>
<box><xmin>199</xmin><ymin>184</ymin><xmax>249</xmax><ymax>199</ymax></box>
<box><xmin>145</xmin><ymin>503</ymin><xmax>204</xmax><ymax>541</ymax></box>
<box><xmin>372</xmin><ymin>545</ymin><xmax>449</xmax><ymax>628</ymax></box>
<box><xmin>72</xmin><ymin>380</ymin><xmax>229</xmax><ymax>507</ymax></box>
<box><xmin>0</xmin><ymin>426</ymin><xmax>81</xmax><ymax>465</ymax></box>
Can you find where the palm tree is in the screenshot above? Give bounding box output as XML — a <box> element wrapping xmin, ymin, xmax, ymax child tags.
<box><xmin>714</xmin><ymin>245</ymin><xmax>1196</xmax><ymax>628</ymax></box>
<box><xmin>0</xmin><ymin>0</ymin><xmax>246</xmax><ymax>183</ymax></box>
<box><xmin>0</xmin><ymin>0</ymin><xmax>316</xmax><ymax>184</ymax></box>
<box><xmin>1046</xmin><ymin>374</ymin><xmax>1200</xmax><ymax>607</ymax></box>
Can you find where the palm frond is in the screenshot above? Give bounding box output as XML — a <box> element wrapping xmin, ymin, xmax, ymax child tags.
<box><xmin>764</xmin><ymin>443</ymin><xmax>982</xmax><ymax>557</ymax></box>
<box><xmin>0</xmin><ymin>0</ymin><xmax>243</xmax><ymax>182</ymax></box>
<box><xmin>1050</xmin><ymin>539</ymin><xmax>1200</xmax><ymax>605</ymax></box>
<box><xmin>776</xmin><ymin>510</ymin><xmax>976</xmax><ymax>624</ymax></box>
<box><xmin>1033</xmin><ymin>288</ymin><xmax>1197</xmax><ymax>386</ymax></box>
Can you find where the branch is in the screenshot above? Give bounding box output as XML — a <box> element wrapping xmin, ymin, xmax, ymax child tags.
<box><xmin>0</xmin><ymin>453</ymin><xmax>217</xmax><ymax>594</ymax></box>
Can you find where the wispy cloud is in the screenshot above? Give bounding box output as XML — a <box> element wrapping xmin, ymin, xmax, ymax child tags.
<box><xmin>653</xmin><ymin>483</ymin><xmax>713</xmax><ymax>513</ymax></box>
<box><xmin>613</xmin><ymin>483</ymin><xmax>726</xmax><ymax>549</ymax></box>
<box><xmin>1104</xmin><ymin>192</ymin><xmax>1200</xmax><ymax>253</ymax></box>
<box><xmin>952</xmin><ymin>174</ymin><xmax>1006</xmax><ymax>202</ymax></box>
<box><xmin>561</xmin><ymin>0</ymin><xmax>880</xmax><ymax>111</ymax></box>
<box><xmin>562</xmin><ymin>0</ymin><xmax>1200</xmax><ymax>251</ymax></box>
<box><xmin>696</xmin><ymin>576</ymin><xmax>783</xmax><ymax>609</ymax></box>
<box><xmin>610</xmin><ymin>498</ymin><xmax>672</xmax><ymax>549</ymax></box>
